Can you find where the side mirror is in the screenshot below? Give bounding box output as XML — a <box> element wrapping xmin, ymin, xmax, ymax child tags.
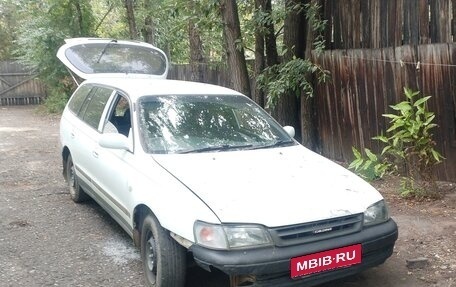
<box><xmin>283</xmin><ymin>126</ymin><xmax>295</xmax><ymax>138</ymax></box>
<box><xmin>99</xmin><ymin>133</ymin><xmax>131</xmax><ymax>151</ymax></box>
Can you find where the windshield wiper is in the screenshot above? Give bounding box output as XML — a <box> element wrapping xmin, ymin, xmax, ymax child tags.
<box><xmin>250</xmin><ymin>139</ymin><xmax>295</xmax><ymax>150</ymax></box>
<box><xmin>96</xmin><ymin>39</ymin><xmax>117</xmax><ymax>63</ymax></box>
<box><xmin>178</xmin><ymin>144</ymin><xmax>253</xmax><ymax>154</ymax></box>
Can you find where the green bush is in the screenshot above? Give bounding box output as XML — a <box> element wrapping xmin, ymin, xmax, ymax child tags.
<box><xmin>44</xmin><ymin>88</ymin><xmax>69</xmax><ymax>113</ymax></box>
<box><xmin>350</xmin><ymin>88</ymin><xmax>444</xmax><ymax>198</ymax></box>
<box><xmin>348</xmin><ymin>147</ymin><xmax>391</xmax><ymax>181</ymax></box>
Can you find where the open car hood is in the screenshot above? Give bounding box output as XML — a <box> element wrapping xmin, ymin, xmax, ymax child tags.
<box><xmin>57</xmin><ymin>38</ymin><xmax>168</xmax><ymax>83</ymax></box>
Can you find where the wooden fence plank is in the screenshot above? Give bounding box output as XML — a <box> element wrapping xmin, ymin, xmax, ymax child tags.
<box><xmin>340</xmin><ymin>1</ymin><xmax>350</xmax><ymax>48</ymax></box>
<box><xmin>418</xmin><ymin>0</ymin><xmax>430</xmax><ymax>44</ymax></box>
<box><xmin>380</xmin><ymin>0</ymin><xmax>388</xmax><ymax>47</ymax></box>
<box><xmin>393</xmin><ymin>0</ymin><xmax>403</xmax><ymax>46</ymax></box>
<box><xmin>0</xmin><ymin>61</ymin><xmax>45</xmax><ymax>106</ymax></box>
<box><xmin>0</xmin><ymin>76</ymin><xmax>37</xmax><ymax>96</ymax></box>
<box><xmin>323</xmin><ymin>0</ymin><xmax>456</xmax><ymax>49</ymax></box>
<box><xmin>453</xmin><ymin>0</ymin><xmax>456</xmax><ymax>41</ymax></box>
<box><xmin>352</xmin><ymin>0</ymin><xmax>361</xmax><ymax>48</ymax></box>
<box><xmin>370</xmin><ymin>0</ymin><xmax>381</xmax><ymax>48</ymax></box>
<box><xmin>361</xmin><ymin>0</ymin><xmax>371</xmax><ymax>48</ymax></box>
<box><xmin>430</xmin><ymin>0</ymin><xmax>451</xmax><ymax>43</ymax></box>
<box><xmin>323</xmin><ymin>0</ymin><xmax>334</xmax><ymax>49</ymax></box>
<box><xmin>333</xmin><ymin>0</ymin><xmax>343</xmax><ymax>49</ymax></box>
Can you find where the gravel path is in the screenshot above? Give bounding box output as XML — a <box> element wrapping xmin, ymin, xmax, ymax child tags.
<box><xmin>0</xmin><ymin>106</ymin><xmax>145</xmax><ymax>286</ymax></box>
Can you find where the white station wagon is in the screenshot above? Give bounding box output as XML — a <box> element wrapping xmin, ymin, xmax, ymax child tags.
<box><xmin>58</xmin><ymin>38</ymin><xmax>398</xmax><ymax>287</ymax></box>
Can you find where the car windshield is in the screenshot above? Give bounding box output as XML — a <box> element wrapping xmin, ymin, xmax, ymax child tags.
<box><xmin>138</xmin><ymin>95</ymin><xmax>295</xmax><ymax>154</ymax></box>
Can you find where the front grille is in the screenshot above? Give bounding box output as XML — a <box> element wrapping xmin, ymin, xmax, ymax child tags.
<box><xmin>269</xmin><ymin>213</ymin><xmax>363</xmax><ymax>247</ymax></box>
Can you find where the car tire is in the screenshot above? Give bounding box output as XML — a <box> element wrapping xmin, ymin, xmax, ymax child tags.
<box><xmin>141</xmin><ymin>213</ymin><xmax>186</xmax><ymax>287</ymax></box>
<box><xmin>66</xmin><ymin>154</ymin><xmax>89</xmax><ymax>203</ymax></box>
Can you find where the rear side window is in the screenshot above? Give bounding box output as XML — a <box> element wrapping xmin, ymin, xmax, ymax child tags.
<box><xmin>81</xmin><ymin>87</ymin><xmax>113</xmax><ymax>130</ymax></box>
<box><xmin>68</xmin><ymin>85</ymin><xmax>92</xmax><ymax>115</ymax></box>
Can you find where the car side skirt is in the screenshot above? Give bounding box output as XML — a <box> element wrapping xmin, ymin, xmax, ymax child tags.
<box><xmin>76</xmin><ymin>168</ymin><xmax>134</xmax><ymax>238</ymax></box>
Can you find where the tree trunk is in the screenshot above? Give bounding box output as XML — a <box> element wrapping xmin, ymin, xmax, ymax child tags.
<box><xmin>188</xmin><ymin>0</ymin><xmax>205</xmax><ymax>82</ymax></box>
<box><xmin>271</xmin><ymin>0</ymin><xmax>307</xmax><ymax>142</ymax></box>
<box><xmin>253</xmin><ymin>0</ymin><xmax>266</xmax><ymax>106</ymax></box>
<box><xmin>142</xmin><ymin>0</ymin><xmax>155</xmax><ymax>45</ymax></box>
<box><xmin>219</xmin><ymin>0</ymin><xmax>251</xmax><ymax>97</ymax></box>
<box><xmin>264</xmin><ymin>0</ymin><xmax>279</xmax><ymax>67</ymax></box>
<box><xmin>94</xmin><ymin>4</ymin><xmax>114</xmax><ymax>33</ymax></box>
<box><xmin>124</xmin><ymin>0</ymin><xmax>138</xmax><ymax>40</ymax></box>
<box><xmin>301</xmin><ymin>0</ymin><xmax>320</xmax><ymax>151</ymax></box>
<box><xmin>283</xmin><ymin>0</ymin><xmax>307</xmax><ymax>60</ymax></box>
<box><xmin>73</xmin><ymin>0</ymin><xmax>84</xmax><ymax>35</ymax></box>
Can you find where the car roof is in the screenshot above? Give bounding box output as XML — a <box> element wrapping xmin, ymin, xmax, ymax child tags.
<box><xmin>81</xmin><ymin>77</ymin><xmax>244</xmax><ymax>101</ymax></box>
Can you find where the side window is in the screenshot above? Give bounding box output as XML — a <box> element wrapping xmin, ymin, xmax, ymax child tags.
<box><xmin>104</xmin><ymin>94</ymin><xmax>131</xmax><ymax>136</ymax></box>
<box><xmin>81</xmin><ymin>87</ymin><xmax>113</xmax><ymax>130</ymax></box>
<box><xmin>114</xmin><ymin>97</ymin><xmax>130</xmax><ymax>117</ymax></box>
<box><xmin>67</xmin><ymin>85</ymin><xmax>93</xmax><ymax>115</ymax></box>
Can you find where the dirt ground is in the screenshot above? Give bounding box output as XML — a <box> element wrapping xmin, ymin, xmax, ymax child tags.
<box><xmin>0</xmin><ymin>105</ymin><xmax>455</xmax><ymax>287</ymax></box>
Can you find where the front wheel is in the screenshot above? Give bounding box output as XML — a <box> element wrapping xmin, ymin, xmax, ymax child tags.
<box><xmin>141</xmin><ymin>213</ymin><xmax>186</xmax><ymax>287</ymax></box>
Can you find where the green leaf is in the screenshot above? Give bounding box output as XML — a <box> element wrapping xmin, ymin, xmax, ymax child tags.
<box><xmin>387</xmin><ymin>122</ymin><xmax>404</xmax><ymax>132</ymax></box>
<box><xmin>382</xmin><ymin>114</ymin><xmax>400</xmax><ymax>119</ymax></box>
<box><xmin>413</xmin><ymin>96</ymin><xmax>431</xmax><ymax>107</ymax></box>
<box><xmin>365</xmin><ymin>148</ymin><xmax>377</xmax><ymax>162</ymax></box>
<box><xmin>362</xmin><ymin>160</ymin><xmax>372</xmax><ymax>170</ymax></box>
<box><xmin>424</xmin><ymin>114</ymin><xmax>435</xmax><ymax>125</ymax></box>
<box><xmin>404</xmin><ymin>87</ymin><xmax>420</xmax><ymax>100</ymax></box>
<box><xmin>390</xmin><ymin>101</ymin><xmax>410</xmax><ymax>111</ymax></box>
<box><xmin>352</xmin><ymin>158</ymin><xmax>364</xmax><ymax>170</ymax></box>
<box><xmin>348</xmin><ymin>160</ymin><xmax>358</xmax><ymax>170</ymax></box>
<box><xmin>381</xmin><ymin>146</ymin><xmax>392</xmax><ymax>155</ymax></box>
<box><xmin>424</xmin><ymin>123</ymin><xmax>438</xmax><ymax>131</ymax></box>
<box><xmin>431</xmin><ymin>150</ymin><xmax>442</xmax><ymax>162</ymax></box>
<box><xmin>393</xmin><ymin>137</ymin><xmax>400</xmax><ymax>147</ymax></box>
<box><xmin>373</xmin><ymin>135</ymin><xmax>389</xmax><ymax>143</ymax></box>
<box><xmin>404</xmin><ymin>87</ymin><xmax>413</xmax><ymax>99</ymax></box>
<box><xmin>352</xmin><ymin>147</ymin><xmax>362</xmax><ymax>159</ymax></box>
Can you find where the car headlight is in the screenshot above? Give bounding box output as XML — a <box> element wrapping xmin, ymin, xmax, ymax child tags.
<box><xmin>194</xmin><ymin>221</ymin><xmax>273</xmax><ymax>250</ymax></box>
<box><xmin>364</xmin><ymin>200</ymin><xmax>389</xmax><ymax>226</ymax></box>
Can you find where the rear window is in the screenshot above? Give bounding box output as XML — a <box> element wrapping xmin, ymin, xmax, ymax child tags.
<box><xmin>68</xmin><ymin>85</ymin><xmax>92</xmax><ymax>115</ymax></box>
<box><xmin>80</xmin><ymin>87</ymin><xmax>113</xmax><ymax>130</ymax></box>
<box><xmin>64</xmin><ymin>42</ymin><xmax>167</xmax><ymax>76</ymax></box>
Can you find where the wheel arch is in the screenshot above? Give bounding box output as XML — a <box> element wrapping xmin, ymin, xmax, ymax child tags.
<box><xmin>133</xmin><ymin>204</ymin><xmax>154</xmax><ymax>247</ymax></box>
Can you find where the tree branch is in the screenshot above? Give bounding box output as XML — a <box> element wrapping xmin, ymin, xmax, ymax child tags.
<box><xmin>95</xmin><ymin>3</ymin><xmax>114</xmax><ymax>32</ymax></box>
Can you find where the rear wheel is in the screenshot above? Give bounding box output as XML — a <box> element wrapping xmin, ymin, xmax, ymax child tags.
<box><xmin>66</xmin><ymin>154</ymin><xmax>89</xmax><ymax>202</ymax></box>
<box><xmin>141</xmin><ymin>213</ymin><xmax>186</xmax><ymax>287</ymax></box>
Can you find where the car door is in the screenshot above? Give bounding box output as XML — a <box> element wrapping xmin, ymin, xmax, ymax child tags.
<box><xmin>93</xmin><ymin>93</ymin><xmax>134</xmax><ymax>231</ymax></box>
<box><xmin>72</xmin><ymin>86</ymin><xmax>115</xmax><ymax>194</ymax></box>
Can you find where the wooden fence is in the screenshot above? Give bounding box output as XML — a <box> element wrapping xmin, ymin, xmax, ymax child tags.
<box><xmin>322</xmin><ymin>0</ymin><xmax>455</xmax><ymax>49</ymax></box>
<box><xmin>167</xmin><ymin>63</ymin><xmax>233</xmax><ymax>88</ymax></box>
<box><xmin>312</xmin><ymin>43</ymin><xmax>456</xmax><ymax>181</ymax></box>
<box><xmin>170</xmin><ymin>46</ymin><xmax>456</xmax><ymax>181</ymax></box>
<box><xmin>0</xmin><ymin>61</ymin><xmax>46</xmax><ymax>106</ymax></box>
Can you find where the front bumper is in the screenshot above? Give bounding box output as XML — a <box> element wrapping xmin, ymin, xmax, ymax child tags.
<box><xmin>190</xmin><ymin>219</ymin><xmax>398</xmax><ymax>286</ymax></box>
